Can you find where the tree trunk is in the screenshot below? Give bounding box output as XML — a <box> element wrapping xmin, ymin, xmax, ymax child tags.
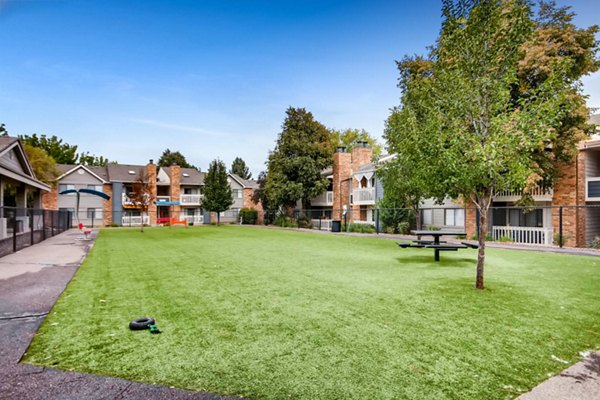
<box><xmin>217</xmin><ymin>213</ymin><xmax>220</xmax><ymax>226</ymax></box>
<box><xmin>475</xmin><ymin>195</ymin><xmax>491</xmax><ymax>290</ymax></box>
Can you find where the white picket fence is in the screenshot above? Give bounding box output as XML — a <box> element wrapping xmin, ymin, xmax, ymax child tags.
<box><xmin>492</xmin><ymin>226</ymin><xmax>553</xmax><ymax>246</ymax></box>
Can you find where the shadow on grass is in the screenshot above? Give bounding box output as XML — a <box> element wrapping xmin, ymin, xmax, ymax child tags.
<box><xmin>395</xmin><ymin>254</ymin><xmax>475</xmax><ymax>268</ymax></box>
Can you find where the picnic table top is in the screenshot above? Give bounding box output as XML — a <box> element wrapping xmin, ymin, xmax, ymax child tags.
<box><xmin>411</xmin><ymin>230</ymin><xmax>466</xmax><ymax>236</ymax></box>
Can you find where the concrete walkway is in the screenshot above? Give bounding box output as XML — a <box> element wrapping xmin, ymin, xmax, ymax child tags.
<box><xmin>0</xmin><ymin>229</ymin><xmax>235</xmax><ymax>400</ymax></box>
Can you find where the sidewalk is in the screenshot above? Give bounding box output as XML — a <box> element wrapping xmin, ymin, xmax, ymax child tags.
<box><xmin>0</xmin><ymin>229</ymin><xmax>235</xmax><ymax>400</ymax></box>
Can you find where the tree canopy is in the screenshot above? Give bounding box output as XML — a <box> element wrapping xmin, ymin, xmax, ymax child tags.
<box><xmin>19</xmin><ymin>134</ymin><xmax>79</xmax><ymax>164</ymax></box>
<box><xmin>78</xmin><ymin>152</ymin><xmax>110</xmax><ymax>166</ymax></box>
<box><xmin>157</xmin><ymin>149</ymin><xmax>195</xmax><ymax>169</ymax></box>
<box><xmin>330</xmin><ymin>128</ymin><xmax>382</xmax><ymax>158</ymax></box>
<box><xmin>230</xmin><ymin>157</ymin><xmax>252</xmax><ymax>179</ymax></box>
<box><xmin>383</xmin><ymin>0</ymin><xmax>597</xmax><ymax>289</ymax></box>
<box><xmin>23</xmin><ymin>144</ymin><xmax>60</xmax><ymax>184</ymax></box>
<box><xmin>263</xmin><ymin>107</ymin><xmax>333</xmax><ymax>209</ymax></box>
<box><xmin>203</xmin><ymin>159</ymin><xmax>233</xmax><ymax>225</ymax></box>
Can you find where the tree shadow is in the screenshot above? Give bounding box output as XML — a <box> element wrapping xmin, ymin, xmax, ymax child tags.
<box><xmin>394</xmin><ymin>254</ymin><xmax>475</xmax><ymax>268</ymax></box>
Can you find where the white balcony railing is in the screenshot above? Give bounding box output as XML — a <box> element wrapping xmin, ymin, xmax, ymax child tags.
<box><xmin>492</xmin><ymin>225</ymin><xmax>553</xmax><ymax>246</ymax></box>
<box><xmin>183</xmin><ymin>215</ymin><xmax>204</xmax><ymax>225</ymax></box>
<box><xmin>311</xmin><ymin>219</ymin><xmax>333</xmax><ymax>230</ymax></box>
<box><xmin>122</xmin><ymin>215</ymin><xmax>150</xmax><ymax>226</ymax></box>
<box><xmin>353</xmin><ymin>188</ymin><xmax>375</xmax><ymax>205</ymax></box>
<box><xmin>311</xmin><ymin>191</ymin><xmax>333</xmax><ymax>206</ymax></box>
<box><xmin>180</xmin><ymin>194</ymin><xmax>202</xmax><ymax>205</ymax></box>
<box><xmin>586</xmin><ymin>177</ymin><xmax>600</xmax><ymax>201</ymax></box>
<box><xmin>493</xmin><ymin>186</ymin><xmax>553</xmax><ymax>202</ymax></box>
<box><xmin>122</xmin><ymin>193</ymin><xmax>134</xmax><ymax>206</ymax></box>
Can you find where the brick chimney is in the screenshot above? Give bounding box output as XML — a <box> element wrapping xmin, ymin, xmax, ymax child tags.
<box><xmin>332</xmin><ymin>147</ymin><xmax>351</xmax><ymax>220</ymax></box>
<box><xmin>169</xmin><ymin>163</ymin><xmax>181</xmax><ymax>216</ymax></box>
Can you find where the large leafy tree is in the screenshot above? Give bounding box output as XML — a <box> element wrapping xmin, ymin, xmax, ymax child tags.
<box><xmin>78</xmin><ymin>152</ymin><xmax>111</xmax><ymax>166</ymax></box>
<box><xmin>330</xmin><ymin>128</ymin><xmax>382</xmax><ymax>158</ymax></box>
<box><xmin>19</xmin><ymin>134</ymin><xmax>79</xmax><ymax>164</ymax></box>
<box><xmin>384</xmin><ymin>0</ymin><xmax>593</xmax><ymax>289</ymax></box>
<box><xmin>518</xmin><ymin>1</ymin><xmax>599</xmax><ymax>185</ymax></box>
<box><xmin>157</xmin><ymin>149</ymin><xmax>195</xmax><ymax>169</ymax></box>
<box><xmin>203</xmin><ymin>159</ymin><xmax>233</xmax><ymax>225</ymax></box>
<box><xmin>23</xmin><ymin>144</ymin><xmax>60</xmax><ymax>184</ymax></box>
<box><xmin>230</xmin><ymin>157</ymin><xmax>252</xmax><ymax>179</ymax></box>
<box><xmin>264</xmin><ymin>107</ymin><xmax>333</xmax><ymax>209</ymax></box>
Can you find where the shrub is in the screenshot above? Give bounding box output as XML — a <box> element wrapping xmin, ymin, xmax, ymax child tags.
<box><xmin>397</xmin><ymin>221</ymin><xmax>410</xmax><ymax>234</ymax></box>
<box><xmin>274</xmin><ymin>215</ymin><xmax>298</xmax><ymax>228</ymax></box>
<box><xmin>427</xmin><ymin>226</ymin><xmax>441</xmax><ymax>231</ymax></box>
<box><xmin>240</xmin><ymin>208</ymin><xmax>258</xmax><ymax>225</ymax></box>
<box><xmin>587</xmin><ymin>236</ymin><xmax>600</xmax><ymax>249</ymax></box>
<box><xmin>297</xmin><ymin>215</ymin><xmax>312</xmax><ymax>229</ymax></box>
<box><xmin>348</xmin><ymin>223</ymin><xmax>375</xmax><ymax>234</ymax></box>
<box><xmin>554</xmin><ymin>232</ymin><xmax>573</xmax><ymax>246</ymax></box>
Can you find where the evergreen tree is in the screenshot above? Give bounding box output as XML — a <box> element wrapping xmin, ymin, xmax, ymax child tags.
<box><xmin>230</xmin><ymin>157</ymin><xmax>252</xmax><ymax>179</ymax></box>
<box><xmin>203</xmin><ymin>159</ymin><xmax>233</xmax><ymax>225</ymax></box>
<box><xmin>157</xmin><ymin>149</ymin><xmax>195</xmax><ymax>169</ymax></box>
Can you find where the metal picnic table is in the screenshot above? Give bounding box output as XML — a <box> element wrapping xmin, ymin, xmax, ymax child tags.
<box><xmin>396</xmin><ymin>230</ymin><xmax>477</xmax><ymax>262</ymax></box>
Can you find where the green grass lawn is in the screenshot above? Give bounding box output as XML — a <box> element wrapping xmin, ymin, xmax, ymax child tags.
<box><xmin>24</xmin><ymin>226</ymin><xmax>600</xmax><ymax>399</ymax></box>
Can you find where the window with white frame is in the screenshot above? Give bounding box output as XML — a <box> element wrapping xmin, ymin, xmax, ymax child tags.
<box><xmin>422</xmin><ymin>209</ymin><xmax>433</xmax><ymax>225</ymax></box>
<box><xmin>87</xmin><ymin>208</ymin><xmax>102</xmax><ymax>219</ymax></box>
<box><xmin>445</xmin><ymin>208</ymin><xmax>465</xmax><ymax>226</ymax></box>
<box><xmin>87</xmin><ymin>184</ymin><xmax>103</xmax><ymax>192</ymax></box>
<box><xmin>58</xmin><ymin>184</ymin><xmax>75</xmax><ymax>194</ymax></box>
<box><xmin>232</xmin><ymin>189</ymin><xmax>243</xmax><ymax>199</ymax></box>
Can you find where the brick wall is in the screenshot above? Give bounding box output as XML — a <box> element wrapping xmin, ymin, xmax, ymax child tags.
<box><xmin>332</xmin><ymin>151</ymin><xmax>352</xmax><ymax>220</ymax></box>
<box><xmin>243</xmin><ymin>187</ymin><xmax>263</xmax><ymax>224</ymax></box>
<box><xmin>551</xmin><ymin>151</ymin><xmax>586</xmax><ymax>247</ymax></box>
<box><xmin>169</xmin><ymin>165</ymin><xmax>181</xmax><ymax>215</ymax></box>
<box><xmin>42</xmin><ymin>186</ymin><xmax>58</xmax><ymax>210</ymax></box>
<box><xmin>103</xmin><ymin>184</ymin><xmax>113</xmax><ymax>226</ymax></box>
<box><xmin>146</xmin><ymin>163</ymin><xmax>157</xmax><ymax>224</ymax></box>
<box><xmin>465</xmin><ymin>205</ymin><xmax>477</xmax><ymax>239</ymax></box>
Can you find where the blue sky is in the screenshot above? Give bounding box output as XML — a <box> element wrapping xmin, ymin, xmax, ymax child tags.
<box><xmin>1</xmin><ymin>0</ymin><xmax>599</xmax><ymax>176</ymax></box>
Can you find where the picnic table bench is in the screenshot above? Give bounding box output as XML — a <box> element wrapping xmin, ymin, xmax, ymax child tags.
<box><xmin>397</xmin><ymin>230</ymin><xmax>478</xmax><ymax>262</ymax></box>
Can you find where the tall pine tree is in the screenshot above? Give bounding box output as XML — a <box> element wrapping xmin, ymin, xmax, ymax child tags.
<box><xmin>203</xmin><ymin>159</ymin><xmax>233</xmax><ymax>225</ymax></box>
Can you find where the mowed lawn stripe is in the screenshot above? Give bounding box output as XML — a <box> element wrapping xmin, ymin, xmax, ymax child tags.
<box><xmin>24</xmin><ymin>226</ymin><xmax>600</xmax><ymax>399</ymax></box>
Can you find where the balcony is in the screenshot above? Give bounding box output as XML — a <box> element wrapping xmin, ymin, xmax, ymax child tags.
<box><xmin>492</xmin><ymin>225</ymin><xmax>553</xmax><ymax>246</ymax></box>
<box><xmin>353</xmin><ymin>188</ymin><xmax>375</xmax><ymax>205</ymax></box>
<box><xmin>183</xmin><ymin>215</ymin><xmax>204</xmax><ymax>225</ymax></box>
<box><xmin>121</xmin><ymin>215</ymin><xmax>150</xmax><ymax>226</ymax></box>
<box><xmin>122</xmin><ymin>193</ymin><xmax>136</xmax><ymax>208</ymax></box>
<box><xmin>155</xmin><ymin>196</ymin><xmax>171</xmax><ymax>204</ymax></box>
<box><xmin>311</xmin><ymin>191</ymin><xmax>333</xmax><ymax>206</ymax></box>
<box><xmin>586</xmin><ymin>177</ymin><xmax>600</xmax><ymax>201</ymax></box>
<box><xmin>493</xmin><ymin>186</ymin><xmax>553</xmax><ymax>202</ymax></box>
<box><xmin>180</xmin><ymin>194</ymin><xmax>202</xmax><ymax>205</ymax></box>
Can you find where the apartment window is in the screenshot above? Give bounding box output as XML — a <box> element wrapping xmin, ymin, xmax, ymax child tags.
<box><xmin>58</xmin><ymin>184</ymin><xmax>75</xmax><ymax>194</ymax></box>
<box><xmin>87</xmin><ymin>184</ymin><xmax>103</xmax><ymax>192</ymax></box>
<box><xmin>232</xmin><ymin>189</ymin><xmax>243</xmax><ymax>199</ymax></box>
<box><xmin>445</xmin><ymin>208</ymin><xmax>465</xmax><ymax>227</ymax></box>
<box><xmin>422</xmin><ymin>209</ymin><xmax>433</xmax><ymax>225</ymax></box>
<box><xmin>509</xmin><ymin>209</ymin><xmax>543</xmax><ymax>227</ymax></box>
<box><xmin>87</xmin><ymin>208</ymin><xmax>102</xmax><ymax>219</ymax></box>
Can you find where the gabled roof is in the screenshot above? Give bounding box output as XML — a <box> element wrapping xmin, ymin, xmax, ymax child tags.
<box><xmin>163</xmin><ymin>166</ymin><xmax>204</xmax><ymax>185</ymax></box>
<box><xmin>106</xmin><ymin>164</ymin><xmax>147</xmax><ymax>183</ymax></box>
<box><xmin>229</xmin><ymin>173</ymin><xmax>258</xmax><ymax>189</ymax></box>
<box><xmin>56</xmin><ymin>164</ymin><xmax>108</xmax><ymax>183</ymax></box>
<box><xmin>0</xmin><ymin>136</ymin><xmax>50</xmax><ymax>191</ymax></box>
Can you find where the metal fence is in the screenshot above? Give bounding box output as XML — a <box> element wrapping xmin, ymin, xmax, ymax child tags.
<box><xmin>256</xmin><ymin>205</ymin><xmax>600</xmax><ymax>249</ymax></box>
<box><xmin>0</xmin><ymin>207</ymin><xmax>72</xmax><ymax>258</ymax></box>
